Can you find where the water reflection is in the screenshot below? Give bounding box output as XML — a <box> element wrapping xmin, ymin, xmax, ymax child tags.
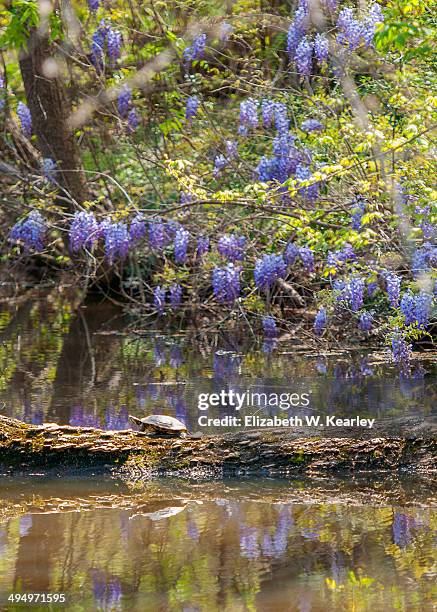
<box><xmin>0</xmin><ymin>477</ymin><xmax>435</xmax><ymax>611</ymax></box>
<box><xmin>0</xmin><ymin>294</ymin><xmax>436</xmax><ymax>434</ymax></box>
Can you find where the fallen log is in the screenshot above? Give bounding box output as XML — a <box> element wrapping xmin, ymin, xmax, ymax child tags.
<box><xmin>0</xmin><ymin>415</ymin><xmax>435</xmax><ymax>477</ymax></box>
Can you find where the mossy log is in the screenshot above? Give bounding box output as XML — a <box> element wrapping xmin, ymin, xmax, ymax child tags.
<box><xmin>0</xmin><ymin>415</ymin><xmax>435</xmax><ymax>477</ymax></box>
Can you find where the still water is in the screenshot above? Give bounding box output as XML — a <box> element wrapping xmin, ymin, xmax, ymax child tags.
<box><xmin>0</xmin><ymin>293</ymin><xmax>435</xmax><ymax>433</ymax></box>
<box><xmin>0</xmin><ymin>292</ymin><xmax>436</xmax><ymax>611</ymax></box>
<box><xmin>0</xmin><ymin>476</ymin><xmax>436</xmax><ymax>611</ymax></box>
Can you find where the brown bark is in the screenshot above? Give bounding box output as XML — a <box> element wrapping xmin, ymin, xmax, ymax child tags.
<box><xmin>0</xmin><ymin>415</ymin><xmax>435</xmax><ymax>477</ymax></box>
<box><xmin>19</xmin><ymin>29</ymin><xmax>88</xmax><ymax>206</ymax></box>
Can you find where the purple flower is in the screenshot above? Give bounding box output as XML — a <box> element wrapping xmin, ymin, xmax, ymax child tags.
<box><xmin>88</xmin><ymin>0</ymin><xmax>100</xmax><ymax>11</ymax></box>
<box><xmin>213</xmin><ymin>154</ymin><xmax>228</xmax><ymax>176</ymax></box>
<box><xmin>314</xmin><ymin>307</ymin><xmax>327</xmax><ymax>335</ymax></box>
<box><xmin>17</xmin><ymin>102</ymin><xmax>32</xmax><ymax>137</ymax></box>
<box><xmin>102</xmin><ymin>222</ymin><xmax>131</xmax><ymax>262</ymax></box>
<box><xmin>107</xmin><ymin>28</ymin><xmax>122</xmax><ymax>60</ymax></box>
<box><xmin>217</xmin><ymin>234</ymin><xmax>246</xmax><ymax>262</ymax></box>
<box><xmin>43</xmin><ymin>158</ymin><xmax>57</xmax><ymax>183</ymax></box>
<box><xmin>183</xmin><ymin>33</ymin><xmax>206</xmax><ymax>64</ymax></box>
<box><xmin>389</xmin><ymin>328</ymin><xmax>411</xmax><ymax>375</ymax></box>
<box><xmin>337</xmin><ymin>8</ymin><xmax>363</xmax><ymax>51</ymax></box>
<box><xmin>225</xmin><ymin>140</ymin><xmax>238</xmax><ymax>158</ymax></box>
<box><xmin>174</xmin><ymin>227</ymin><xmax>189</xmax><ymax>263</ymax></box>
<box><xmin>367</xmin><ymin>280</ymin><xmax>378</xmax><ymax>298</ymax></box>
<box><xmin>149</xmin><ymin>221</ymin><xmax>171</xmax><ymax>250</ymax></box>
<box><xmin>351</xmin><ymin>196</ymin><xmax>366</xmax><ymax>231</ymax></box>
<box><xmin>212</xmin><ymin>263</ymin><xmax>240</xmax><ymax>303</ymax></box>
<box><xmin>70</xmin><ymin>211</ymin><xmax>100</xmax><ymax>252</ymax></box>
<box><xmin>254</xmin><ymin>254</ymin><xmax>286</xmax><ymax>290</ymax></box>
<box><xmin>296</xmin><ymin>164</ymin><xmax>319</xmax><ymax>201</ymax></box>
<box><xmin>314</xmin><ymin>33</ymin><xmax>329</xmax><ymax>63</ymax></box>
<box><xmin>169</xmin><ymin>283</ymin><xmax>182</xmax><ymax>308</ymax></box>
<box><xmin>239</xmin><ymin>98</ymin><xmax>259</xmax><ymax>134</ymax></box>
<box><xmin>284</xmin><ymin>242</ymin><xmax>299</xmax><ymax>265</ymax></box>
<box><xmin>196</xmin><ymin>235</ymin><xmax>210</xmax><ymax>257</ymax></box>
<box><xmin>0</xmin><ymin>74</ymin><xmax>5</xmax><ymax>110</ymax></box>
<box><xmin>386</xmin><ymin>272</ymin><xmax>401</xmax><ymax>308</ymax></box>
<box><xmin>400</xmin><ymin>291</ymin><xmax>416</xmax><ymax>325</ymax></box>
<box><xmin>286</xmin><ymin>5</ymin><xmax>309</xmax><ymax>57</ymax></box>
<box><xmin>127</xmin><ymin>108</ymin><xmax>139</xmax><ymax>132</ymax></box>
<box><xmin>240</xmin><ymin>525</ymin><xmax>260</xmax><ymax>559</ymax></box>
<box><xmin>363</xmin><ymin>3</ymin><xmax>384</xmax><ymax>48</ymax></box>
<box><xmin>129</xmin><ymin>214</ymin><xmax>147</xmax><ymax>242</ymax></box>
<box><xmin>301</xmin><ymin>119</ymin><xmax>324</xmax><ymax>132</ymax></box>
<box><xmin>219</xmin><ymin>22</ymin><xmax>234</xmax><ymax>42</ymax></box>
<box><xmin>322</xmin><ymin>0</ymin><xmax>338</xmax><ymax>12</ymax></box>
<box><xmin>273</xmin><ymin>102</ymin><xmax>289</xmax><ymax>134</ymax></box>
<box><xmin>261</xmin><ymin>98</ymin><xmax>275</xmax><ymax>127</ymax></box>
<box><xmin>154</xmin><ymin>286</ymin><xmax>166</xmax><ymax>313</ymax></box>
<box><xmin>295</xmin><ymin>36</ymin><xmax>313</xmax><ymax>77</ymax></box>
<box><xmin>358</xmin><ymin>311</ymin><xmax>373</xmax><ymax>331</ymax></box>
<box><xmin>186</xmin><ymin>95</ymin><xmax>199</xmax><ymax>122</ymax></box>
<box><xmin>91</xmin><ymin>25</ymin><xmax>106</xmax><ymax>67</ymax></box>
<box><xmin>262</xmin><ymin>316</ymin><xmax>278</xmax><ymax>338</ymax></box>
<box><xmin>350</xmin><ymin>276</ymin><xmax>365</xmax><ymax>312</ymax></box>
<box><xmin>299</xmin><ymin>246</ymin><xmax>315</xmax><ymax>272</ymax></box>
<box><xmin>117</xmin><ymin>87</ymin><xmax>131</xmax><ymax>118</ymax></box>
<box><xmin>414</xmin><ymin>292</ymin><xmax>433</xmax><ymax>329</ymax></box>
<box><xmin>10</xmin><ymin>210</ymin><xmax>46</xmax><ymax>251</ymax></box>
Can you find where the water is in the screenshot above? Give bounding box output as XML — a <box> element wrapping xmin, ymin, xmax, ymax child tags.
<box><xmin>0</xmin><ymin>476</ymin><xmax>435</xmax><ymax>611</ymax></box>
<box><xmin>0</xmin><ymin>293</ymin><xmax>435</xmax><ymax>433</ymax></box>
<box><xmin>0</xmin><ymin>293</ymin><xmax>436</xmax><ymax>610</ymax></box>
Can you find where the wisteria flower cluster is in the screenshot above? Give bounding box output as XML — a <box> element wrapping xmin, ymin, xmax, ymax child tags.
<box><xmin>70</xmin><ymin>211</ymin><xmax>100</xmax><ymax>252</ymax></box>
<box><xmin>254</xmin><ymin>254</ymin><xmax>286</xmax><ymax>290</ymax></box>
<box><xmin>183</xmin><ymin>33</ymin><xmax>207</xmax><ymax>65</ymax></box>
<box><xmin>401</xmin><ymin>291</ymin><xmax>433</xmax><ymax>329</ymax></box>
<box><xmin>91</xmin><ymin>20</ymin><xmax>122</xmax><ymax>68</ymax></box>
<box><xmin>186</xmin><ymin>95</ymin><xmax>199</xmax><ymax>122</ymax></box>
<box><xmin>337</xmin><ymin>4</ymin><xmax>384</xmax><ymax>52</ymax></box>
<box><xmin>217</xmin><ymin>234</ymin><xmax>246</xmax><ymax>262</ymax></box>
<box><xmin>17</xmin><ymin>102</ymin><xmax>32</xmax><ymax>137</ymax></box>
<box><xmin>212</xmin><ymin>264</ymin><xmax>241</xmax><ymax>303</ymax></box>
<box><xmin>10</xmin><ymin>211</ymin><xmax>46</xmax><ymax>251</ymax></box>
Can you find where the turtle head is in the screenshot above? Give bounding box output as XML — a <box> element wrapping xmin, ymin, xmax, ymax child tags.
<box><xmin>128</xmin><ymin>415</ymin><xmax>144</xmax><ymax>430</ymax></box>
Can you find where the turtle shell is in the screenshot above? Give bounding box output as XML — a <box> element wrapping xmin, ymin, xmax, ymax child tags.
<box><xmin>141</xmin><ymin>414</ymin><xmax>187</xmax><ymax>432</ymax></box>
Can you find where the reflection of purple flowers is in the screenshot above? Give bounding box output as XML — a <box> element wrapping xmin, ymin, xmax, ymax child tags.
<box><xmin>392</xmin><ymin>512</ymin><xmax>416</xmax><ymax>548</ymax></box>
<box><xmin>91</xmin><ymin>570</ymin><xmax>122</xmax><ymax>610</ymax></box>
<box><xmin>19</xmin><ymin>515</ymin><xmax>33</xmax><ymax>537</ymax></box>
<box><xmin>70</xmin><ymin>406</ymin><xmax>101</xmax><ymax>428</ymax></box>
<box><xmin>239</xmin><ymin>525</ymin><xmax>260</xmax><ymax>559</ymax></box>
<box><xmin>105</xmin><ymin>405</ymin><xmax>129</xmax><ymax>430</ymax></box>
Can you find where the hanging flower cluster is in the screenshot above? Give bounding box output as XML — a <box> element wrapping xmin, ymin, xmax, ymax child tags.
<box><xmin>70</xmin><ymin>211</ymin><xmax>100</xmax><ymax>252</ymax></box>
<box><xmin>254</xmin><ymin>254</ymin><xmax>286</xmax><ymax>290</ymax></box>
<box><xmin>262</xmin><ymin>316</ymin><xmax>278</xmax><ymax>338</ymax></box>
<box><xmin>217</xmin><ymin>234</ymin><xmax>246</xmax><ymax>262</ymax></box>
<box><xmin>401</xmin><ymin>291</ymin><xmax>433</xmax><ymax>329</ymax></box>
<box><xmin>212</xmin><ymin>264</ymin><xmax>241</xmax><ymax>303</ymax></box>
<box><xmin>183</xmin><ymin>33</ymin><xmax>207</xmax><ymax>65</ymax></box>
<box><xmin>10</xmin><ymin>211</ymin><xmax>46</xmax><ymax>251</ymax></box>
<box><xmin>91</xmin><ymin>20</ymin><xmax>122</xmax><ymax>67</ymax></box>
<box><xmin>17</xmin><ymin>102</ymin><xmax>32</xmax><ymax>137</ymax></box>
<box><xmin>337</xmin><ymin>4</ymin><xmax>384</xmax><ymax>51</ymax></box>
<box><xmin>186</xmin><ymin>95</ymin><xmax>199</xmax><ymax>122</ymax></box>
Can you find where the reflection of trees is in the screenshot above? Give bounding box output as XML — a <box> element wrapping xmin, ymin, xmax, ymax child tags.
<box><xmin>1</xmin><ymin>496</ymin><xmax>436</xmax><ymax>610</ymax></box>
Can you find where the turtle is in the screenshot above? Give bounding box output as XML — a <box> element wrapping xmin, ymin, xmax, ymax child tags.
<box><xmin>128</xmin><ymin>414</ymin><xmax>188</xmax><ymax>438</ymax></box>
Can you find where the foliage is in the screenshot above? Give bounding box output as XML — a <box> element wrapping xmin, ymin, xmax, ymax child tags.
<box><xmin>0</xmin><ymin>0</ymin><xmax>436</xmax><ymax>373</ymax></box>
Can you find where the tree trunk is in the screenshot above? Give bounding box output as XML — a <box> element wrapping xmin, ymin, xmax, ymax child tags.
<box><xmin>19</xmin><ymin>29</ymin><xmax>88</xmax><ymax>207</ymax></box>
<box><xmin>0</xmin><ymin>415</ymin><xmax>435</xmax><ymax>477</ymax></box>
